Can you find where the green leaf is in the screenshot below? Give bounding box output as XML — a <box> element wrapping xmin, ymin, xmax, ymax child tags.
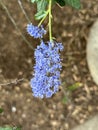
<box><xmin>0</xmin><ymin>108</ymin><xmax>3</xmax><ymax>113</ymax></box>
<box><xmin>0</xmin><ymin>126</ymin><xmax>21</xmax><ymax>130</ymax></box>
<box><xmin>62</xmin><ymin>96</ymin><xmax>68</xmax><ymax>104</ymax></box>
<box><xmin>31</xmin><ymin>0</ymin><xmax>39</xmax><ymax>3</ymax></box>
<box><xmin>68</xmin><ymin>82</ymin><xmax>82</xmax><ymax>91</ymax></box>
<box><xmin>0</xmin><ymin>127</ymin><xmax>12</xmax><ymax>130</ymax></box>
<box><xmin>37</xmin><ymin>0</ymin><xmax>48</xmax><ymax>12</ymax></box>
<box><xmin>31</xmin><ymin>0</ymin><xmax>35</xmax><ymax>3</ymax></box>
<box><xmin>35</xmin><ymin>11</ymin><xmax>46</xmax><ymax>20</ymax></box>
<box><xmin>55</xmin><ymin>0</ymin><xmax>81</xmax><ymax>8</ymax></box>
<box><xmin>13</xmin><ymin>126</ymin><xmax>21</xmax><ymax>130</ymax></box>
<box><xmin>35</xmin><ymin>0</ymin><xmax>48</xmax><ymax>20</ymax></box>
<box><xmin>65</xmin><ymin>0</ymin><xmax>81</xmax><ymax>9</ymax></box>
<box><xmin>55</xmin><ymin>0</ymin><xmax>66</xmax><ymax>6</ymax></box>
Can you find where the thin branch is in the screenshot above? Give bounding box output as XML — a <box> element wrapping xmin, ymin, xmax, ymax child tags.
<box><xmin>0</xmin><ymin>0</ymin><xmax>33</xmax><ymax>50</ymax></box>
<box><xmin>18</xmin><ymin>0</ymin><xmax>31</xmax><ymax>23</ymax></box>
<box><xmin>0</xmin><ymin>78</ymin><xmax>24</xmax><ymax>86</ymax></box>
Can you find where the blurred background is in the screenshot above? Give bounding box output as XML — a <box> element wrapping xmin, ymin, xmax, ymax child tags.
<box><xmin>0</xmin><ymin>0</ymin><xmax>98</xmax><ymax>130</ymax></box>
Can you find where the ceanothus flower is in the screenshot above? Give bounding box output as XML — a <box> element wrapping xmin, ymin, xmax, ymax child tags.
<box><xmin>27</xmin><ymin>23</ymin><xmax>46</xmax><ymax>38</ymax></box>
<box><xmin>30</xmin><ymin>40</ymin><xmax>63</xmax><ymax>98</ymax></box>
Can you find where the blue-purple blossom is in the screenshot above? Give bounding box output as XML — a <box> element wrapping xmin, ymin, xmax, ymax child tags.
<box><xmin>27</xmin><ymin>23</ymin><xmax>46</xmax><ymax>38</ymax></box>
<box><xmin>30</xmin><ymin>40</ymin><xmax>63</xmax><ymax>98</ymax></box>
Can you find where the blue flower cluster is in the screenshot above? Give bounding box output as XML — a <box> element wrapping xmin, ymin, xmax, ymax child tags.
<box><xmin>30</xmin><ymin>40</ymin><xmax>63</xmax><ymax>98</ymax></box>
<box><xmin>27</xmin><ymin>23</ymin><xmax>46</xmax><ymax>38</ymax></box>
<box><xmin>26</xmin><ymin>23</ymin><xmax>63</xmax><ymax>98</ymax></box>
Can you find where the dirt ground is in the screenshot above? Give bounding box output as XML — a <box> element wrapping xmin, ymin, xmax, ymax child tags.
<box><xmin>0</xmin><ymin>0</ymin><xmax>98</xmax><ymax>130</ymax></box>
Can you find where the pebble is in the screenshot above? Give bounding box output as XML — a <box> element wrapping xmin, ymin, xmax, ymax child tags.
<box><xmin>72</xmin><ymin>106</ymin><xmax>81</xmax><ymax>116</ymax></box>
<box><xmin>87</xmin><ymin>19</ymin><xmax>98</xmax><ymax>85</ymax></box>
<box><xmin>64</xmin><ymin>123</ymin><xmax>69</xmax><ymax>129</ymax></box>
<box><xmin>15</xmin><ymin>87</ymin><xmax>20</xmax><ymax>92</ymax></box>
<box><xmin>51</xmin><ymin>120</ymin><xmax>58</xmax><ymax>126</ymax></box>
<box><xmin>22</xmin><ymin>113</ymin><xmax>26</xmax><ymax>118</ymax></box>
<box><xmin>11</xmin><ymin>106</ymin><xmax>16</xmax><ymax>112</ymax></box>
<box><xmin>88</xmin><ymin>105</ymin><xmax>93</xmax><ymax>112</ymax></box>
<box><xmin>79</xmin><ymin>119</ymin><xmax>85</xmax><ymax>124</ymax></box>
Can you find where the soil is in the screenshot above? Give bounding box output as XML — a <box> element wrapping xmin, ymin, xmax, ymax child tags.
<box><xmin>0</xmin><ymin>0</ymin><xmax>98</xmax><ymax>130</ymax></box>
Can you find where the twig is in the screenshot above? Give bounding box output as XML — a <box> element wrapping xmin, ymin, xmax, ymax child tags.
<box><xmin>0</xmin><ymin>78</ymin><xmax>24</xmax><ymax>86</ymax></box>
<box><xmin>17</xmin><ymin>0</ymin><xmax>31</xmax><ymax>23</ymax></box>
<box><xmin>65</xmin><ymin>50</ymin><xmax>86</xmax><ymax>56</ymax></box>
<box><xmin>0</xmin><ymin>0</ymin><xmax>33</xmax><ymax>50</ymax></box>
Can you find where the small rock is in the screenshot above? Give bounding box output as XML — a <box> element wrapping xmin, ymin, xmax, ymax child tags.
<box><xmin>51</xmin><ymin>120</ymin><xmax>58</xmax><ymax>126</ymax></box>
<box><xmin>86</xmin><ymin>19</ymin><xmax>98</xmax><ymax>85</ymax></box>
<box><xmin>11</xmin><ymin>106</ymin><xmax>16</xmax><ymax>112</ymax></box>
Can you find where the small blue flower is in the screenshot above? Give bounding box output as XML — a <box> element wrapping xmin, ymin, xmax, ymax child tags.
<box><xmin>30</xmin><ymin>40</ymin><xmax>63</xmax><ymax>98</ymax></box>
<box><xmin>27</xmin><ymin>23</ymin><xmax>46</xmax><ymax>39</ymax></box>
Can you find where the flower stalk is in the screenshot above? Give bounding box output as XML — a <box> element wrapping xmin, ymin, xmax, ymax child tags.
<box><xmin>49</xmin><ymin>0</ymin><xmax>52</xmax><ymax>42</ymax></box>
